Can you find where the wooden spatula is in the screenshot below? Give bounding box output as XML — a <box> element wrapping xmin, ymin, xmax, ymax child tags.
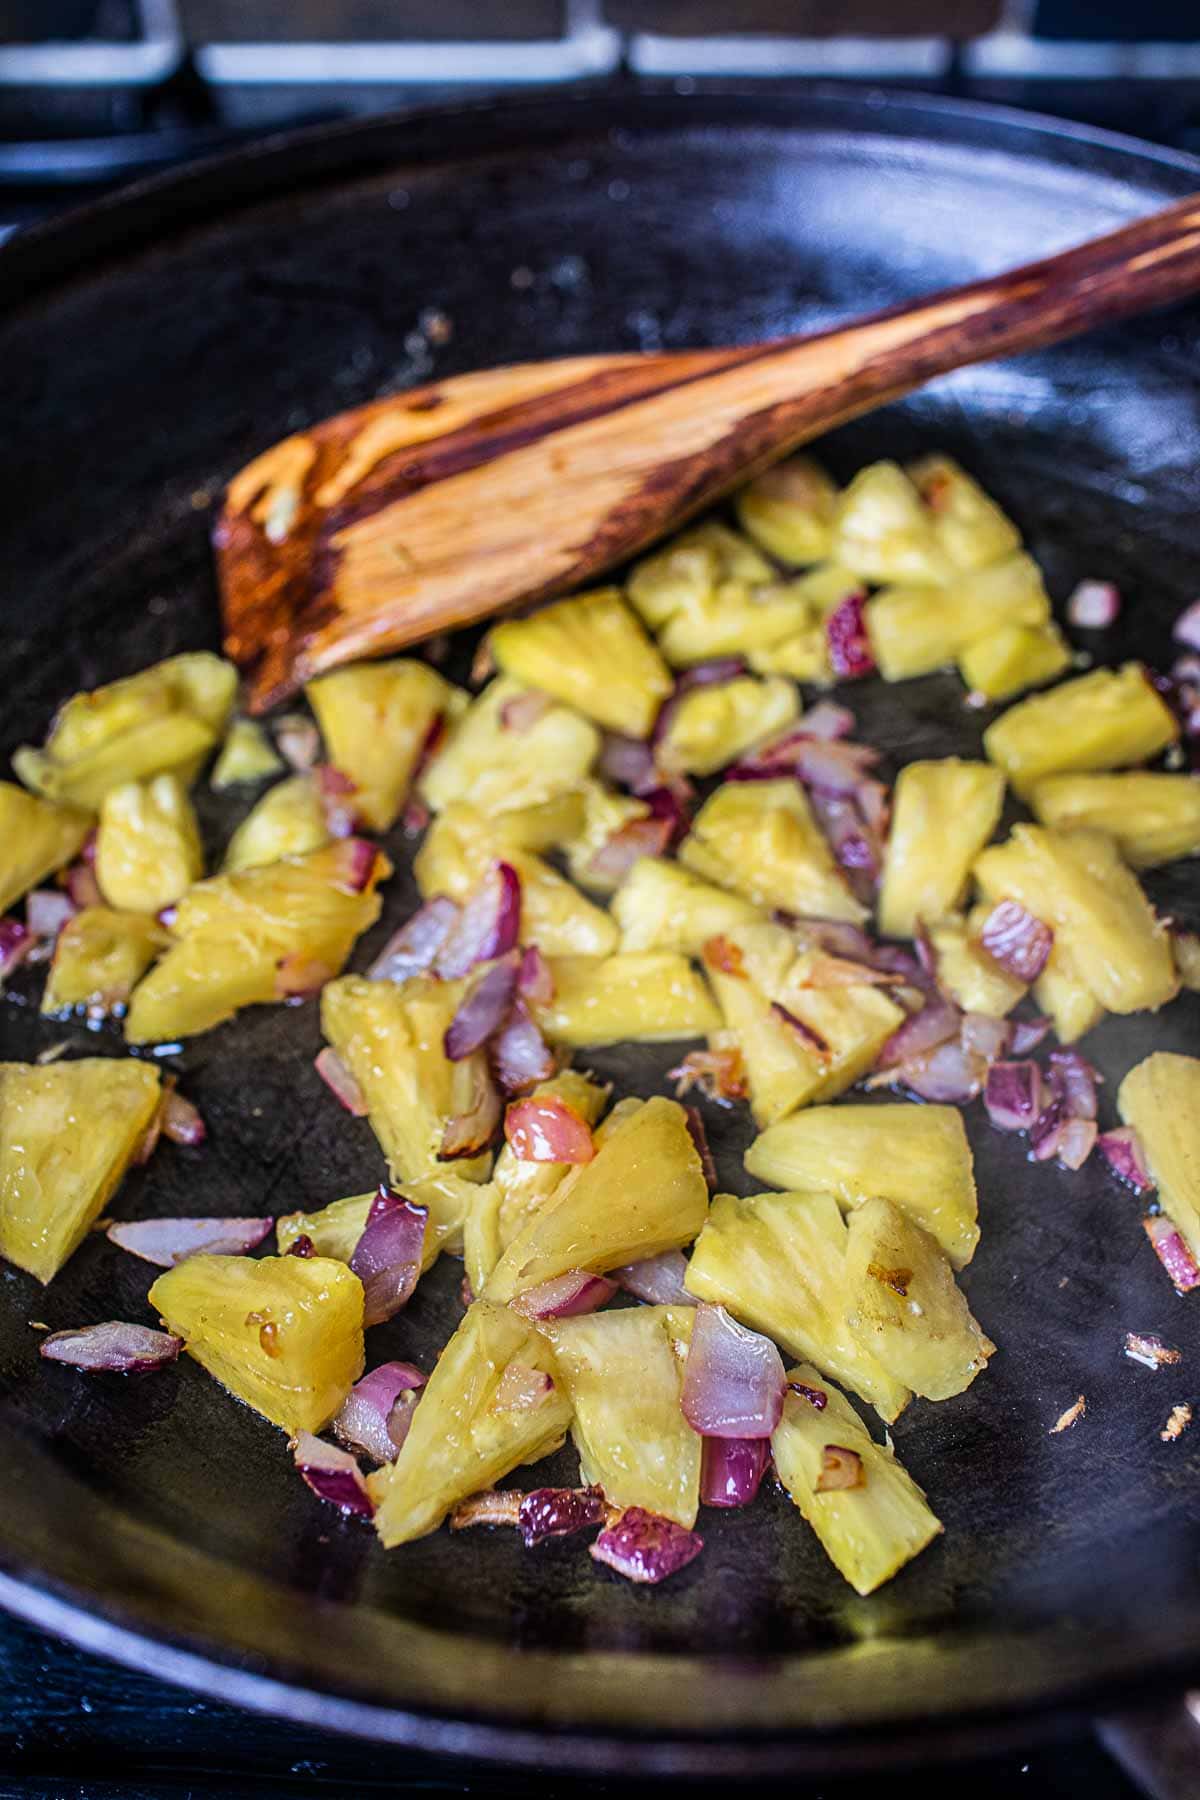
<box><xmin>219</xmin><ymin>193</ymin><xmax>1200</xmax><ymax>711</ymax></box>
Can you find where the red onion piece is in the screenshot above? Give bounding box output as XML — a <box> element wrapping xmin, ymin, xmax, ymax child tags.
<box><xmin>276</xmin><ymin>714</ymin><xmax>321</xmax><ymax>772</ymax></box>
<box><xmin>961</xmin><ymin>1012</ymin><xmax>1011</xmax><ymax>1063</ymax></box>
<box><xmin>314</xmin><ymin>1046</ymin><xmax>368</xmax><ymax>1116</ymax></box>
<box><xmin>516</xmin><ymin>944</ymin><xmax>555</xmax><ymax>1006</ymax></box>
<box><xmin>438</xmin><ymin>1061</ymin><xmax>502</xmax><ymax>1160</ymax></box>
<box><xmin>728</xmin><ymin>730</ymin><xmax>877</xmax><ymax>790</ymax></box>
<box><xmin>435</xmin><ymin>861</ymin><xmax>522</xmax><ymax>979</ymax></box>
<box><xmin>402</xmin><ymin>797</ymin><xmax>431</xmax><ymax>837</ymax></box>
<box><xmin>313</xmin><ymin>763</ymin><xmax>360</xmax><ymax>838</ymax></box>
<box><xmin>40</xmin><ymin>1321</ymin><xmax>182</xmax><ymax>1372</ymax></box>
<box><xmin>518</xmin><ymin>1486</ymin><xmax>609</xmax><ymax>1547</ymax></box>
<box><xmin>64</xmin><ymin>861</ymin><xmax>103</xmax><ymax>910</ymax></box>
<box><xmin>1067</xmin><ymin>580</ymin><xmax>1121</xmax><ymax>630</ymax></box>
<box><xmin>291</xmin><ymin>1431</ymin><xmax>374</xmax><ymax>1517</ymax></box>
<box><xmin>979</xmin><ymin>900</ymin><xmax>1054</xmax><ymax>982</ymax></box>
<box><xmin>1057</xmin><ymin>1116</ymin><xmax>1097</xmax><ymax>1171</ymax></box>
<box><xmin>681</xmin><ymin>1302</ymin><xmax>786</xmax><ymax>1439</ymax></box>
<box><xmin>504</xmin><ymin>1094</ymin><xmax>595</xmax><ymax>1163</ymax></box>
<box><xmin>893</xmin><ymin>1037</ymin><xmax>986</xmax><ymax>1103</ymax></box>
<box><xmin>26</xmin><ymin>889</ymin><xmax>76</xmax><ymax>941</ymax></box>
<box><xmin>652</xmin><ymin>658</ymin><xmax>748</xmax><ymax>749</ymax></box>
<box><xmin>799</xmin><ymin>701</ymin><xmax>856</xmax><ymax>740</ymax></box>
<box><xmin>491</xmin><ymin>998</ymin><xmax>556</xmax><ymax>1094</ymax></box>
<box><xmin>1048</xmin><ymin>1049</ymin><xmax>1100</xmax><ymax>1121</ymax></box>
<box><xmin>1030</xmin><ymin>1095</ymin><xmax>1066</xmax><ymax>1163</ymax></box>
<box><xmin>700</xmin><ymin>1435</ymin><xmax>771</xmax><ymax>1509</ymax></box>
<box><xmin>808</xmin><ymin>790</ymin><xmax>880</xmax><ymax>886</ymax></box>
<box><xmin>161</xmin><ymin>1088</ymin><xmax>207</xmax><ymax>1147</ymax></box>
<box><xmin>590</xmin><ymin>1508</ymin><xmax>703</xmax><ymax>1585</ymax></box>
<box><xmin>367</xmin><ymin>895</ymin><xmax>459</xmax><ymax>982</ymax></box>
<box><xmin>984</xmin><ymin>1060</ymin><xmax>1047</xmax><ymax>1133</ymax></box>
<box><xmin>668</xmin><ymin>1046</ymin><xmax>748</xmax><ymax>1104</ymax></box>
<box><xmin>1097</xmin><ymin>1126</ymin><xmax>1155</xmax><ymax>1193</ymax></box>
<box><xmin>597</xmin><ymin>731</ymin><xmax>657</xmax><ymax>794</ymax></box>
<box><xmin>879</xmin><ymin>995</ymin><xmax>961</xmax><ymax>1067</ymax></box>
<box><xmin>788</xmin><ymin>1379</ymin><xmax>829</xmax><ymax>1410</ymax></box>
<box><xmin>642</xmin><ymin>783</ymin><xmax>692</xmax><ymax>846</ymax></box>
<box><xmin>334</xmin><ymin>1361</ymin><xmax>426</xmax><ymax>1464</ymax></box>
<box><xmin>107</xmin><ymin>1215</ymin><xmax>272</xmax><ymax>1266</ymax></box>
<box><xmin>288</xmin><ymin>1234</ymin><xmax>315</xmax><ymax>1257</ymax></box>
<box><xmin>1173</xmin><ymin>600</ymin><xmax>1200</xmax><ymax>652</ymax></box>
<box><xmin>826</xmin><ymin>590</ymin><xmax>876</xmax><ymax>680</ymax></box>
<box><xmin>584</xmin><ymin>814</ymin><xmax>674</xmax><ymax>885</ymax></box>
<box><xmin>0</xmin><ymin>918</ymin><xmax>35</xmax><ymax>981</ymax></box>
<box><xmin>613</xmin><ymin>1250</ymin><xmax>693</xmax><ymax>1306</ymax></box>
<box><xmin>1144</xmin><ymin>1216</ymin><xmax>1200</xmax><ymax>1293</ymax></box>
<box><xmin>1009</xmin><ymin>1016</ymin><xmax>1053</xmax><ymax>1055</ymax></box>
<box><xmin>443</xmin><ymin>952</ymin><xmax>520</xmax><ymax>1061</ymax></box>
<box><xmin>500</xmin><ymin>689</ymin><xmax>555</xmax><ymax>732</ymax></box>
<box><xmin>331</xmin><ymin>837</ymin><xmax>380</xmax><ymax>895</ymax></box>
<box><xmin>510</xmin><ymin>1270</ymin><xmax>617</xmax><ymax>1320</ymax></box>
<box><xmin>684</xmin><ymin>1105</ymin><xmax>718</xmax><ymax>1190</ymax></box>
<box><xmin>349</xmin><ymin>1186</ymin><xmax>428</xmax><ymax>1326</ymax></box>
<box><xmin>494</xmin><ymin>1362</ymin><xmax>557</xmax><ymax>1408</ymax></box>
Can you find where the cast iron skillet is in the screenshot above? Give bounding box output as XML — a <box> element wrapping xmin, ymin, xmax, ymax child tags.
<box><xmin>1</xmin><ymin>88</ymin><xmax>1199</xmax><ymax>1776</ymax></box>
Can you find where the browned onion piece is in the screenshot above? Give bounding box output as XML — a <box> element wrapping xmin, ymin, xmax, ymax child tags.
<box><xmin>438</xmin><ymin>1061</ymin><xmax>502</xmax><ymax>1161</ymax></box>
<box><xmin>683</xmin><ymin>1105</ymin><xmax>717</xmax><ymax>1190</ymax></box>
<box><xmin>40</xmin><ymin>1321</ymin><xmax>182</xmax><ymax>1372</ymax></box>
<box><xmin>584</xmin><ymin>813</ymin><xmax>674</xmax><ymax>885</ymax></box>
<box><xmin>668</xmin><ymin>1046</ymin><xmax>748</xmax><ymax>1104</ymax></box>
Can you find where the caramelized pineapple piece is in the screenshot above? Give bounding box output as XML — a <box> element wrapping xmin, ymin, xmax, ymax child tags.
<box><xmin>1030</xmin><ymin>772</ymin><xmax>1200</xmax><ymax>870</ymax></box>
<box><xmin>927</xmin><ymin>910</ymin><xmax>1027</xmax><ymax>1018</ymax></box>
<box><xmin>321</xmin><ymin>975</ymin><xmax>492</xmax><ymax>1184</ymax></box>
<box><xmin>307</xmin><ymin>657</ymin><xmax>463</xmax><ymax>831</ymax></box>
<box><xmin>685</xmin><ymin>1189</ymin><xmax>910</xmax><ymax>1420</ymax></box>
<box><xmin>745</xmin><ymin>1102</ymin><xmax>979</xmax><ymax>1268</ymax></box>
<box><xmin>833</xmin><ymin>461</ymin><xmax>951</xmax><ymax>586</ymax></box>
<box><xmin>95</xmin><ymin>774</ymin><xmax>203</xmax><ymax>915</ymax></box>
<box><xmin>149</xmin><ymin>1253</ymin><xmax>364</xmax><ymax>1433</ymax></box>
<box><xmin>772</xmin><ymin>1364</ymin><xmax>941</xmax><ymax>1594</ymax></box>
<box><xmin>1118</xmin><ymin>1053</ymin><xmax>1200</xmax><ymax>1263</ymax></box>
<box><xmin>41</xmin><ymin>907</ymin><xmax>165</xmax><ymax>1021</ymax></box>
<box><xmin>490</xmin><ymin>587</ymin><xmax>673</xmax><ymax>739</ymax></box>
<box><xmin>221</xmin><ymin>774</ymin><xmax>330</xmax><ymax>874</ymax></box>
<box><xmin>533</xmin><ymin>953</ymin><xmax>720</xmax><ymax>1048</ymax></box>
<box><xmin>867</xmin><ymin>553</ymin><xmax>1050</xmax><ymax>682</ymax></box>
<box><xmin>484</xmin><ymin>1096</ymin><xmax>707</xmax><ymax>1304</ymax></box>
<box><xmin>124</xmin><ymin>839</ymin><xmax>387</xmax><ymax>1044</ymax></box>
<box><xmin>419</xmin><ymin>675</ymin><xmax>598</xmax><ymax>817</ymax></box>
<box><xmin>628</xmin><ymin>521</ymin><xmax>772</xmax><ymax>631</ymax></box>
<box><xmin>735</xmin><ymin>455</ymin><xmax>839</xmax><ymax>566</ymax></box>
<box><xmin>0</xmin><ymin>783</ymin><xmax>91</xmax><ymax>914</ymax></box>
<box><xmin>543</xmin><ymin>1306</ymin><xmax>701</xmax><ymax>1526</ymax></box>
<box><xmin>658</xmin><ymin>675</ymin><xmax>798</xmax><ymax>777</ymax></box>
<box><xmin>877</xmin><ymin>759</ymin><xmax>1004</xmax><ymax>939</ymax></box>
<box><xmin>0</xmin><ymin>1057</ymin><xmax>161</xmax><ymax>1282</ymax></box>
<box><xmin>14</xmin><ymin>652</ymin><xmax>236</xmax><ymax>809</ymax></box>
<box><xmin>612</xmin><ymin>856</ymin><xmax>762</xmax><ymax>955</ymax></box>
<box><xmin>563</xmin><ymin>781</ymin><xmax>651</xmax><ymax>893</ymax></box>
<box><xmin>368</xmin><ymin>1300</ymin><xmax>571</xmax><ymax>1545</ymax></box>
<box><xmin>958</xmin><ymin>621</ymin><xmax>1071</xmax><ymax>702</ymax></box>
<box><xmin>680</xmin><ymin>780</ymin><xmax>866</xmax><ymax>924</ymax></box>
<box><xmin>211</xmin><ymin>718</ymin><xmax>283</xmax><ymax>788</ymax></box>
<box><xmin>906</xmin><ymin>453</ymin><xmax>1021</xmax><ymax>572</ymax></box>
<box><xmin>844</xmin><ymin>1199</ymin><xmax>993</xmax><ymax>1399</ymax></box>
<box><xmin>984</xmin><ymin>663</ymin><xmax>1178</xmax><ymax>797</ymax></box>
<box><xmin>277</xmin><ymin>1171</ymin><xmax>476</xmax><ymax>1269</ymax></box>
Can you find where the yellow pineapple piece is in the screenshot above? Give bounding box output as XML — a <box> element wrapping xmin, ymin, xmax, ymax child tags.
<box><xmin>368</xmin><ymin>1300</ymin><xmax>571</xmax><ymax>1545</ymax></box>
<box><xmin>877</xmin><ymin>759</ymin><xmax>1004</xmax><ymax>939</ymax></box>
<box><xmin>1032</xmin><ymin>937</ymin><xmax>1105</xmax><ymax>1045</ymax></box>
<box><xmin>704</xmin><ymin>951</ymin><xmax>817</xmax><ymax>1127</ymax></box>
<box><xmin>1030</xmin><ymin>771</ymin><xmax>1200</xmax><ymax>870</ymax></box>
<box><xmin>276</xmin><ymin>1192</ymin><xmax>373</xmax><ymax>1262</ymax></box>
<box><xmin>95</xmin><ymin>774</ymin><xmax>203</xmax><ymax>915</ymax></box>
<box><xmin>743</xmin><ymin>568</ymin><xmax>866</xmax><ymax>682</ymax></box>
<box><xmin>612</xmin><ymin>856</ymin><xmax>762</xmax><ymax>955</ymax></box>
<box><xmin>906</xmin><ymin>453</ymin><xmax>1021</xmax><ymax>572</ymax></box>
<box><xmin>124</xmin><ymin>839</ymin><xmax>387</xmax><ymax>1044</ymax></box>
<box><xmin>833</xmin><ymin>461</ymin><xmax>952</xmax><ymax>586</ymax></box>
<box><xmin>563</xmin><ymin>782</ymin><xmax>651</xmax><ymax>893</ymax></box>
<box><xmin>958</xmin><ymin>621</ymin><xmax>1071</xmax><ymax>702</ymax></box>
<box><xmin>0</xmin><ymin>783</ymin><xmax>91</xmax><ymax>915</ymax></box>
<box><xmin>484</xmin><ymin>1095</ymin><xmax>707</xmax><ymax>1304</ymax></box>
<box><xmin>772</xmin><ymin>1364</ymin><xmax>941</xmax><ymax>1594</ymax></box>
<box><xmin>745</xmin><ymin>1102</ymin><xmax>978</xmax><ymax>1268</ymax></box>
<box><xmin>419</xmin><ymin>675</ymin><xmax>598</xmax><ymax>817</ymax></box>
<box><xmin>734</xmin><ymin>455</ymin><xmax>839</xmax><ymax>565</ymax></box>
<box><xmin>627</xmin><ymin>521</ymin><xmax>773</xmax><ymax>631</ymax></box>
<box><xmin>1174</xmin><ymin>931</ymin><xmax>1200</xmax><ymax>991</ymax></box>
<box><xmin>685</xmin><ymin>1189</ymin><xmax>910</xmax><ymax>1420</ymax></box>
<box><xmin>276</xmin><ymin>1170</ymin><xmax>476</xmax><ymax>1269</ymax></box>
<box><xmin>307</xmin><ymin>657</ymin><xmax>463</xmax><ymax>831</ymax></box>
<box><xmin>41</xmin><ymin>907</ymin><xmax>165</xmax><ymax>1021</ymax></box>
<box><xmin>983</xmin><ymin>663</ymin><xmax>1178</xmax><ymax>797</ymax></box>
<box><xmin>657</xmin><ymin>675</ymin><xmax>798</xmax><ymax>777</ymax></box>
<box><xmin>211</xmin><ymin>718</ymin><xmax>283</xmax><ymax>788</ymax></box>
<box><xmin>927</xmin><ymin>910</ymin><xmax>1027</xmax><ymax>1017</ymax></box>
<box><xmin>149</xmin><ymin>1253</ymin><xmax>364</xmax><ymax>1434</ymax></box>
<box><xmin>867</xmin><ymin>553</ymin><xmax>1050</xmax><ymax>682</ymax></box>
<box><xmin>490</xmin><ymin>587</ymin><xmax>673</xmax><ymax>739</ymax></box>
<box><xmin>532</xmin><ymin>953</ymin><xmax>720</xmax><ymax>1048</ymax></box>
<box><xmin>1118</xmin><ymin>1053</ymin><xmax>1200</xmax><ymax>1263</ymax></box>
<box><xmin>543</xmin><ymin>1306</ymin><xmax>701</xmax><ymax>1527</ymax></box>
<box><xmin>680</xmin><ymin>779</ymin><xmax>866</xmax><ymax>924</ymax></box>
<box><xmin>493</xmin><ymin>789</ymin><xmax>589</xmax><ymax>857</ymax></box>
<box><xmin>844</xmin><ymin>1199</ymin><xmax>993</xmax><ymax>1399</ymax></box>
<box><xmin>221</xmin><ymin>774</ymin><xmax>330</xmax><ymax>874</ymax></box>
<box><xmin>0</xmin><ymin>1057</ymin><xmax>161</xmax><ymax>1282</ymax></box>
<box><xmin>320</xmin><ymin>975</ymin><xmax>492</xmax><ymax>1184</ymax></box>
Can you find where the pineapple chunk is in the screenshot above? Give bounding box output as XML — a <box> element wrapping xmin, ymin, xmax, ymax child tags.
<box><xmin>843</xmin><ymin>1198</ymin><xmax>993</xmax><ymax>1399</ymax></box>
<box><xmin>833</xmin><ymin>461</ymin><xmax>951</xmax><ymax>587</ymax></box>
<box><xmin>307</xmin><ymin>658</ymin><xmax>463</xmax><ymax>832</ymax></box>
<box><xmin>906</xmin><ymin>453</ymin><xmax>1021</xmax><ymax>573</ymax></box>
<box><xmin>927</xmin><ymin>910</ymin><xmax>1027</xmax><ymax>1018</ymax></box>
<box><xmin>211</xmin><ymin>718</ymin><xmax>283</xmax><ymax>788</ymax></box>
<box><xmin>276</xmin><ymin>1192</ymin><xmax>372</xmax><ymax>1262</ymax></box>
<box><xmin>493</xmin><ymin>790</ymin><xmax>588</xmax><ymax>857</ymax></box>
<box><xmin>734</xmin><ymin>455</ymin><xmax>839</xmax><ymax>566</ymax></box>
<box><xmin>484</xmin><ymin>1096</ymin><xmax>707</xmax><ymax>1304</ymax></box>
<box><xmin>1118</xmin><ymin>1053</ymin><xmax>1200</xmax><ymax>1264</ymax></box>
<box><xmin>95</xmin><ymin>774</ymin><xmax>203</xmax><ymax>914</ymax></box>
<box><xmin>1030</xmin><ymin>772</ymin><xmax>1200</xmax><ymax>870</ymax></box>
<box><xmin>41</xmin><ymin>907</ymin><xmax>165</xmax><ymax>1021</ymax></box>
<box><xmin>532</xmin><ymin>953</ymin><xmax>720</xmax><ymax>1048</ymax></box>
<box><xmin>414</xmin><ymin>805</ymin><xmax>618</xmax><ymax>959</ymax></box>
<box><xmin>490</xmin><ymin>587</ymin><xmax>672</xmax><ymax>739</ymax></box>
<box><xmin>419</xmin><ymin>676</ymin><xmax>598</xmax><ymax>817</ymax></box>
<box><xmin>745</xmin><ymin>1102</ymin><xmax>979</xmax><ymax>1269</ymax></box>
<box><xmin>14</xmin><ymin>652</ymin><xmax>236</xmax><ymax>809</ymax></box>
<box><xmin>543</xmin><ymin>1306</ymin><xmax>701</xmax><ymax>1527</ymax></box>
<box><xmin>984</xmin><ymin>663</ymin><xmax>1178</xmax><ymax>797</ymax></box>
<box><xmin>1032</xmin><ymin>937</ymin><xmax>1106</xmax><ymax>1046</ymax></box>
<box><xmin>563</xmin><ymin>782</ymin><xmax>651</xmax><ymax>893</ymax></box>
<box><xmin>772</xmin><ymin>1364</ymin><xmax>941</xmax><ymax>1594</ymax></box>
<box><xmin>612</xmin><ymin>856</ymin><xmax>762</xmax><ymax>955</ymax></box>
<box><xmin>685</xmin><ymin>1189</ymin><xmax>910</xmax><ymax>1420</ymax></box>
<box><xmin>680</xmin><ymin>780</ymin><xmax>866</xmax><ymax>924</ymax></box>
<box><xmin>276</xmin><ymin>1171</ymin><xmax>476</xmax><ymax>1268</ymax></box>
<box><xmin>368</xmin><ymin>1300</ymin><xmax>571</xmax><ymax>1545</ymax></box>
<box><xmin>222</xmin><ymin>775</ymin><xmax>330</xmax><ymax>874</ymax></box>
<box><xmin>320</xmin><ymin>975</ymin><xmax>492</xmax><ymax>1184</ymax></box>
<box><xmin>704</xmin><ymin>953</ymin><xmax>818</xmax><ymax>1127</ymax></box>
<box><xmin>877</xmin><ymin>759</ymin><xmax>1004</xmax><ymax>939</ymax></box>
<box><xmin>867</xmin><ymin>553</ymin><xmax>1050</xmax><ymax>682</ymax></box>
<box><xmin>0</xmin><ymin>1057</ymin><xmax>161</xmax><ymax>1282</ymax></box>
<box><xmin>123</xmin><ymin>840</ymin><xmax>387</xmax><ymax>1045</ymax></box>
<box><xmin>958</xmin><ymin>621</ymin><xmax>1071</xmax><ymax>702</ymax></box>
<box><xmin>0</xmin><ymin>783</ymin><xmax>91</xmax><ymax>915</ymax></box>
<box><xmin>657</xmin><ymin>675</ymin><xmax>798</xmax><ymax>777</ymax></box>
<box><xmin>628</xmin><ymin>521</ymin><xmax>772</xmax><ymax>631</ymax></box>
<box><xmin>149</xmin><ymin>1253</ymin><xmax>364</xmax><ymax>1434</ymax></box>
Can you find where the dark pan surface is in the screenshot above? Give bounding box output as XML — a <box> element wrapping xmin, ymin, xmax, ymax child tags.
<box><xmin>1</xmin><ymin>88</ymin><xmax>1199</xmax><ymax>1771</ymax></box>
